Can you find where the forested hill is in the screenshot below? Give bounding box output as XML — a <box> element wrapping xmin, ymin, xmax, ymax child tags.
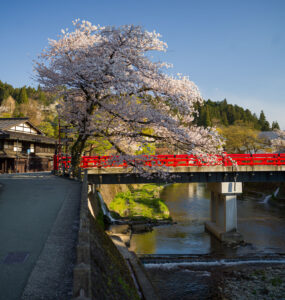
<box><xmin>0</xmin><ymin>80</ymin><xmax>53</xmax><ymax>106</ymax></box>
<box><xmin>194</xmin><ymin>99</ymin><xmax>280</xmax><ymax>131</ymax></box>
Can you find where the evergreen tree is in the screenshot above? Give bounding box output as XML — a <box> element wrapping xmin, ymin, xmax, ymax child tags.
<box><xmin>26</xmin><ymin>86</ymin><xmax>36</xmax><ymax>98</ymax></box>
<box><xmin>192</xmin><ymin>99</ymin><xmax>276</xmax><ymax>130</ymax></box>
<box><xmin>0</xmin><ymin>88</ymin><xmax>10</xmax><ymax>102</ymax></box>
<box><xmin>12</xmin><ymin>88</ymin><xmax>20</xmax><ymax>102</ymax></box>
<box><xmin>272</xmin><ymin>121</ymin><xmax>280</xmax><ymax>130</ymax></box>
<box><xmin>18</xmin><ymin>87</ymin><xmax>28</xmax><ymax>104</ymax></box>
<box><xmin>38</xmin><ymin>91</ymin><xmax>47</xmax><ymax>105</ymax></box>
<box><xmin>226</xmin><ymin>105</ymin><xmax>235</xmax><ymax>124</ymax></box>
<box><xmin>201</xmin><ymin>107</ymin><xmax>211</xmax><ymax>127</ymax></box>
<box><xmin>259</xmin><ymin>110</ymin><xmax>270</xmax><ymax>131</ymax></box>
<box><xmin>221</xmin><ymin>111</ymin><xmax>229</xmax><ymax>126</ymax></box>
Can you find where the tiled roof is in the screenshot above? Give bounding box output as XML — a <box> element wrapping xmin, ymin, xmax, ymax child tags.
<box><xmin>0</xmin><ymin>118</ymin><xmax>29</xmax><ymax>130</ymax></box>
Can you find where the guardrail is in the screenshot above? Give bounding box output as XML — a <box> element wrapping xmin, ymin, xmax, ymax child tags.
<box><xmin>54</xmin><ymin>153</ymin><xmax>285</xmax><ymax>171</ymax></box>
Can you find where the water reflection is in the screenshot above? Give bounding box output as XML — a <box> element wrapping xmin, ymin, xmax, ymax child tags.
<box><xmin>130</xmin><ymin>183</ymin><xmax>285</xmax><ymax>255</ymax></box>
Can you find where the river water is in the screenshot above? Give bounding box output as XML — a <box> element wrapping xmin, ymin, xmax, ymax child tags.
<box><xmin>129</xmin><ymin>183</ymin><xmax>285</xmax><ymax>299</ymax></box>
<box><xmin>130</xmin><ymin>183</ymin><xmax>285</xmax><ymax>255</ymax></box>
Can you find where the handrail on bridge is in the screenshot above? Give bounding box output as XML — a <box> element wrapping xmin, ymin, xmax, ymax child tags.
<box><xmin>53</xmin><ymin>153</ymin><xmax>285</xmax><ymax>171</ymax></box>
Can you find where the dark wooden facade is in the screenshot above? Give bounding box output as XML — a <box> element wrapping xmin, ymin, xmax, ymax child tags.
<box><xmin>0</xmin><ymin>118</ymin><xmax>56</xmax><ymax>173</ymax></box>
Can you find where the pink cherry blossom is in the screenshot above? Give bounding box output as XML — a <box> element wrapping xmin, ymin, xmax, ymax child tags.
<box><xmin>35</xmin><ymin>20</ymin><xmax>223</xmax><ymax>174</ymax></box>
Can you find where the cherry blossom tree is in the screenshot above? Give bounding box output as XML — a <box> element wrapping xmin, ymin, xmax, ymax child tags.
<box><xmin>272</xmin><ymin>130</ymin><xmax>285</xmax><ymax>152</ymax></box>
<box><xmin>35</xmin><ymin>19</ymin><xmax>223</xmax><ymax>175</ymax></box>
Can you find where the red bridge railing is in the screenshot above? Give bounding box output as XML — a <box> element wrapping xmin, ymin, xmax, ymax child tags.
<box><xmin>54</xmin><ymin>153</ymin><xmax>285</xmax><ymax>171</ymax></box>
<box><xmin>53</xmin><ymin>155</ymin><xmax>71</xmax><ymax>171</ymax></box>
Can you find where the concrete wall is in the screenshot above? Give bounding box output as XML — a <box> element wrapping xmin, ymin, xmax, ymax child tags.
<box><xmin>72</xmin><ymin>172</ymin><xmax>140</xmax><ymax>300</ymax></box>
<box><xmin>205</xmin><ymin>182</ymin><xmax>242</xmax><ymax>242</ymax></box>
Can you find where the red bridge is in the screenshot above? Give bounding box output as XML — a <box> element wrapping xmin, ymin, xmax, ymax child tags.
<box><xmin>54</xmin><ymin>153</ymin><xmax>285</xmax><ymax>184</ymax></box>
<box><xmin>55</xmin><ymin>153</ymin><xmax>285</xmax><ymax>170</ymax></box>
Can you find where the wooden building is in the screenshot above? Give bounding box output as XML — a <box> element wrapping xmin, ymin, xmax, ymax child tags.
<box><xmin>0</xmin><ymin>118</ymin><xmax>56</xmax><ymax>173</ymax></box>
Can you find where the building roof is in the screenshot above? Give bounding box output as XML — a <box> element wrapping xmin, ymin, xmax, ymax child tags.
<box><xmin>0</xmin><ymin>118</ymin><xmax>56</xmax><ymax>144</ymax></box>
<box><xmin>0</xmin><ymin>118</ymin><xmax>29</xmax><ymax>130</ymax></box>
<box><xmin>0</xmin><ymin>117</ymin><xmax>43</xmax><ymax>135</ymax></box>
<box><xmin>259</xmin><ymin>131</ymin><xmax>279</xmax><ymax>140</ymax></box>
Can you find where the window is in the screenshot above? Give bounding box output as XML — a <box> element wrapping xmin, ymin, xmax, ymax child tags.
<box><xmin>13</xmin><ymin>141</ymin><xmax>22</xmax><ymax>152</ymax></box>
<box><xmin>4</xmin><ymin>141</ymin><xmax>13</xmax><ymax>150</ymax></box>
<box><xmin>10</xmin><ymin>123</ymin><xmax>38</xmax><ymax>135</ymax></box>
<box><xmin>30</xmin><ymin>143</ymin><xmax>35</xmax><ymax>153</ymax></box>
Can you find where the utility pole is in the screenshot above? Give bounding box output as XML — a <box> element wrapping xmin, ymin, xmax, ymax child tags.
<box><xmin>15</xmin><ymin>139</ymin><xmax>19</xmax><ymax>173</ymax></box>
<box><xmin>58</xmin><ymin>117</ymin><xmax>61</xmax><ymax>158</ymax></box>
<box><xmin>58</xmin><ymin>117</ymin><xmax>62</xmax><ymax>172</ymax></box>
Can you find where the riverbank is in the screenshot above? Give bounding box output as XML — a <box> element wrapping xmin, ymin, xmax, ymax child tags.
<box><xmin>243</xmin><ymin>182</ymin><xmax>285</xmax><ymax>208</ymax></box>
<box><xmin>214</xmin><ymin>263</ymin><xmax>285</xmax><ymax>299</ymax></box>
<box><xmin>144</xmin><ymin>257</ymin><xmax>285</xmax><ymax>299</ymax></box>
<box><xmin>98</xmin><ymin>183</ymin><xmax>173</xmax><ymax>233</ymax></box>
<box><xmin>109</xmin><ymin>184</ymin><xmax>170</xmax><ymax>219</ymax></box>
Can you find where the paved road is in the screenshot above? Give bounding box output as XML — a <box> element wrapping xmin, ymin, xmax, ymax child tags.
<box><xmin>0</xmin><ymin>172</ymin><xmax>81</xmax><ymax>300</ymax></box>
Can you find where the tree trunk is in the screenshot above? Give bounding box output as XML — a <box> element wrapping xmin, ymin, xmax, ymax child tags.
<box><xmin>71</xmin><ymin>135</ymin><xmax>88</xmax><ymax>178</ymax></box>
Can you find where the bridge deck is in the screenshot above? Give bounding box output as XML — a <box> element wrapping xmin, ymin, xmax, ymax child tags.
<box><xmin>53</xmin><ymin>153</ymin><xmax>285</xmax><ymax>184</ymax></box>
<box><xmin>87</xmin><ymin>165</ymin><xmax>285</xmax><ymax>184</ymax></box>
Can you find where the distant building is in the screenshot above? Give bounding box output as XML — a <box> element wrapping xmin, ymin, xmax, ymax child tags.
<box><xmin>259</xmin><ymin>131</ymin><xmax>279</xmax><ymax>141</ymax></box>
<box><xmin>0</xmin><ymin>118</ymin><xmax>56</xmax><ymax>173</ymax></box>
<box><xmin>259</xmin><ymin>131</ymin><xmax>285</xmax><ymax>153</ymax></box>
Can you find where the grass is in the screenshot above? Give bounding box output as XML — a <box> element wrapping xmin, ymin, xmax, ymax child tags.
<box><xmin>109</xmin><ymin>184</ymin><xmax>170</xmax><ymax>220</ymax></box>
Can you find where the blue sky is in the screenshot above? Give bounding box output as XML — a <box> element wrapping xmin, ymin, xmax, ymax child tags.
<box><xmin>0</xmin><ymin>0</ymin><xmax>284</xmax><ymax>128</ymax></box>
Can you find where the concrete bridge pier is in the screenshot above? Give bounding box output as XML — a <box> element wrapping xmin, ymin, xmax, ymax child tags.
<box><xmin>205</xmin><ymin>182</ymin><xmax>243</xmax><ymax>243</ymax></box>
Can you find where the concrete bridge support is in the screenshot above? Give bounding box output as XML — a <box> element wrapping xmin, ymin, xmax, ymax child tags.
<box><xmin>205</xmin><ymin>182</ymin><xmax>243</xmax><ymax>242</ymax></box>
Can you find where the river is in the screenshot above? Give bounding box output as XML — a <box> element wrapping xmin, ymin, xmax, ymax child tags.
<box><xmin>129</xmin><ymin>183</ymin><xmax>285</xmax><ymax>299</ymax></box>
<box><xmin>130</xmin><ymin>183</ymin><xmax>285</xmax><ymax>255</ymax></box>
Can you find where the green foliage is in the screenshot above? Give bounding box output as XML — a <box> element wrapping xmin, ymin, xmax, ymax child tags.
<box><xmin>38</xmin><ymin>91</ymin><xmax>47</xmax><ymax>105</ymax></box>
<box><xmin>18</xmin><ymin>87</ymin><xmax>29</xmax><ymax>104</ymax></box>
<box><xmin>0</xmin><ymin>80</ymin><xmax>55</xmax><ymax>106</ymax></box>
<box><xmin>38</xmin><ymin>121</ymin><xmax>55</xmax><ymax>137</ymax></box>
<box><xmin>259</xmin><ymin>110</ymin><xmax>270</xmax><ymax>131</ymax></box>
<box><xmin>135</xmin><ymin>128</ymin><xmax>156</xmax><ymax>155</ymax></box>
<box><xmin>84</xmin><ymin>138</ymin><xmax>112</xmax><ymax>155</ymax></box>
<box><xmin>0</xmin><ymin>81</ymin><xmax>14</xmax><ymax>104</ymax></box>
<box><xmin>96</xmin><ymin>208</ymin><xmax>105</xmax><ymax>229</ymax></box>
<box><xmin>272</xmin><ymin>121</ymin><xmax>280</xmax><ymax>130</ymax></box>
<box><xmin>219</xmin><ymin>123</ymin><xmax>269</xmax><ymax>153</ymax></box>
<box><xmin>221</xmin><ymin>111</ymin><xmax>229</xmax><ymax>126</ymax></box>
<box><xmin>198</xmin><ymin>107</ymin><xmax>211</xmax><ymax>127</ymax></box>
<box><xmin>109</xmin><ymin>184</ymin><xmax>170</xmax><ymax>220</ymax></box>
<box><xmin>1</xmin><ymin>112</ymin><xmax>12</xmax><ymax>118</ymax></box>
<box><xmin>0</xmin><ymin>88</ymin><xmax>10</xmax><ymax>102</ymax></box>
<box><xmin>135</xmin><ymin>143</ymin><xmax>156</xmax><ymax>155</ymax></box>
<box><xmin>195</xmin><ymin>99</ymin><xmax>276</xmax><ymax>131</ymax></box>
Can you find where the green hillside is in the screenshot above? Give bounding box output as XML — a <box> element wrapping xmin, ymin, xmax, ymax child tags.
<box><xmin>194</xmin><ymin>99</ymin><xmax>279</xmax><ymax>131</ymax></box>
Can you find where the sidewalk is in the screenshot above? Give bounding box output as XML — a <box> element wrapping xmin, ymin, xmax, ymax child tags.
<box><xmin>0</xmin><ymin>173</ymin><xmax>81</xmax><ymax>300</ymax></box>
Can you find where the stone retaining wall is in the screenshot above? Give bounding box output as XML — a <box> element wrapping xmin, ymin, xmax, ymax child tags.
<box><xmin>73</xmin><ymin>171</ymin><xmax>92</xmax><ymax>299</ymax></box>
<box><xmin>72</xmin><ymin>171</ymin><xmax>140</xmax><ymax>300</ymax></box>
